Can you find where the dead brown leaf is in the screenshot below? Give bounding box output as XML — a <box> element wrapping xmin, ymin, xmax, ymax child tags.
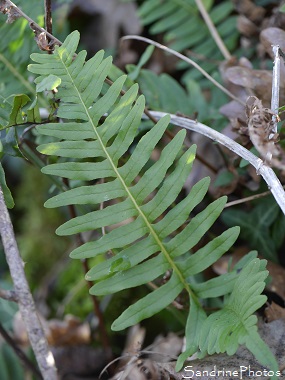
<box><xmin>224</xmin><ymin>67</ymin><xmax>273</xmax><ymax>104</ymax></box>
<box><xmin>233</xmin><ymin>0</ymin><xmax>265</xmax><ymax>24</ymax></box>
<box><xmin>265</xmin><ymin>302</ymin><xmax>285</xmax><ymax>322</ymax></box>
<box><xmin>13</xmin><ymin>312</ymin><xmax>90</xmax><ymax>347</ymax></box>
<box><xmin>260</xmin><ymin>27</ymin><xmax>285</xmax><ymax>59</ymax></box>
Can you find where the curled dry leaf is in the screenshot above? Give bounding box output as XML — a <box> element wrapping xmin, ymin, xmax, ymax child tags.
<box><xmin>30</xmin><ymin>27</ymin><xmax>55</xmax><ymax>52</ymax></box>
<box><xmin>246</xmin><ymin>96</ymin><xmax>285</xmax><ymax>170</ymax></box>
<box><xmin>118</xmin><ymin>324</ymin><xmax>146</xmax><ymax>368</ymax></box>
<box><xmin>0</xmin><ymin>3</ymin><xmax>21</xmax><ymax>23</ymax></box>
<box><xmin>261</xmin><ymin>11</ymin><xmax>285</xmax><ymax>32</ymax></box>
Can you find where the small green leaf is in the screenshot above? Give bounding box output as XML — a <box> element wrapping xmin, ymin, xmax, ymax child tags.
<box><xmin>0</xmin><ymin>94</ymin><xmax>30</xmax><ymax>130</ymax></box>
<box><xmin>0</xmin><ymin>163</ymin><xmax>14</xmax><ymax>208</ymax></box>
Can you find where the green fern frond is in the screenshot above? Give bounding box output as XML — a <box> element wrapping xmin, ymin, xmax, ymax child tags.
<box><xmin>28</xmin><ymin>31</ymin><xmax>275</xmax><ymax>372</ymax></box>
<box><xmin>0</xmin><ymin>0</ymin><xmax>44</xmax><ymax>98</ymax></box>
<box><xmin>138</xmin><ymin>0</ymin><xmax>239</xmax><ymax>79</ymax></box>
<box><xmin>199</xmin><ymin>258</ymin><xmax>268</xmax><ymax>355</ymax></box>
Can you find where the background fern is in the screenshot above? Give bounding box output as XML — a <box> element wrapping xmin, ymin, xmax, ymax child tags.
<box><xmin>138</xmin><ymin>0</ymin><xmax>239</xmax><ymax>82</ymax></box>
<box><xmin>27</xmin><ymin>31</ymin><xmax>277</xmax><ymax>372</ymax></box>
<box><xmin>222</xmin><ymin>197</ymin><xmax>284</xmax><ymax>263</ymax></box>
<box><xmin>0</xmin><ymin>0</ymin><xmax>44</xmax><ymax>99</ymax></box>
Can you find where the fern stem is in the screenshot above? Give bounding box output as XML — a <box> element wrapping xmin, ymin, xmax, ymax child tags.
<box><xmin>149</xmin><ymin>111</ymin><xmax>285</xmax><ymax>215</ymax></box>
<box><xmin>194</xmin><ymin>0</ymin><xmax>231</xmax><ymax>60</ymax></box>
<box><xmin>121</xmin><ymin>36</ymin><xmax>244</xmax><ymax>106</ymax></box>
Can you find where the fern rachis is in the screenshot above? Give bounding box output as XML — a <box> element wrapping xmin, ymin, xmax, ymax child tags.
<box><xmin>28</xmin><ymin>30</ymin><xmax>278</xmax><ymax>374</ymax></box>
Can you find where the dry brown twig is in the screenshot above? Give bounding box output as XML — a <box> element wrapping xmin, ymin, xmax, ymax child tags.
<box><xmin>194</xmin><ymin>0</ymin><xmax>231</xmax><ymax>60</ymax></box>
<box><xmin>0</xmin><ymin>0</ymin><xmax>61</xmax><ymax>49</ymax></box>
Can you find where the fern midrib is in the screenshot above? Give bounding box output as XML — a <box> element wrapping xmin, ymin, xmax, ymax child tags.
<box><xmin>61</xmin><ymin>55</ymin><xmax>193</xmax><ymax>296</ymax></box>
<box><xmin>224</xmin><ymin>304</ymin><xmax>253</xmax><ymax>335</ymax></box>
